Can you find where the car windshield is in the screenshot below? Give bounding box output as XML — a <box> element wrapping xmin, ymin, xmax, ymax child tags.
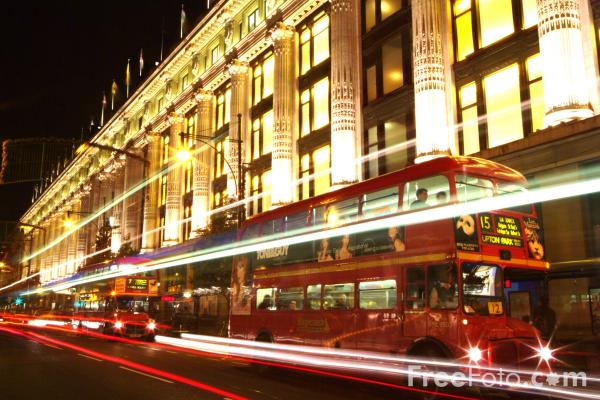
<box><xmin>461</xmin><ymin>263</ymin><xmax>504</xmax><ymax>316</ymax></box>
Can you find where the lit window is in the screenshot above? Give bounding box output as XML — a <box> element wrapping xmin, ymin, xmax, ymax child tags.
<box><xmin>459</xmin><ymin>82</ymin><xmax>480</xmax><ymax>155</ymax></box>
<box><xmin>161</xmin><ymin>135</ymin><xmax>170</xmax><ymax>165</ymax></box>
<box><xmin>364</xmin><ymin>0</ymin><xmax>402</xmax><ymax>32</ymax></box>
<box><xmin>252</xmin><ymin>53</ymin><xmax>273</xmax><ymax>105</ymax></box>
<box><xmin>526</xmin><ymin>54</ymin><xmax>544</xmax><ymax>133</ymax></box>
<box><xmin>211</xmin><ymin>44</ymin><xmax>220</xmax><ymax>64</ymax></box>
<box><xmin>522</xmin><ymin>0</ymin><xmax>537</xmax><ymax>28</ymax></box>
<box><xmin>313</xmin><ymin>145</ymin><xmax>330</xmax><ymax>196</ymax></box>
<box><xmin>483</xmin><ymin>64</ymin><xmax>523</xmax><ymax>148</ymax></box>
<box><xmin>261</xmin><ymin>170</ymin><xmax>272</xmax><ymax>211</ymax></box>
<box><xmin>300</xmin><ymin>154</ymin><xmax>310</xmax><ymax>200</ymax></box>
<box><xmin>248</xmin><ymin>8</ymin><xmax>259</xmax><ymax>32</ymax></box>
<box><xmin>479</xmin><ymin>0</ymin><xmax>514</xmax><ymax>47</ymax></box>
<box><xmin>299</xmin><ymin>12</ymin><xmax>330</xmax><ymax>76</ymax></box>
<box><xmin>313</xmin><ymin>78</ymin><xmax>329</xmax><ymax>130</ymax></box>
<box><xmin>300</xmin><ymin>89</ymin><xmax>311</xmax><ymax>137</ymax></box>
<box><xmin>251</xmin><ymin>110</ymin><xmax>273</xmax><ymax>160</ymax></box>
<box><xmin>453</xmin><ymin>0</ymin><xmax>474</xmax><ymax>61</ymax></box>
<box><xmin>181</xmin><ymin>74</ymin><xmax>189</xmax><ymax>90</ymax></box>
<box><xmin>215</xmin><ymin>86</ymin><xmax>231</xmax><ymax>129</ymax></box>
<box><xmin>158</xmin><ymin>97</ymin><xmax>164</xmax><ymax>111</ymax></box>
<box><xmin>382</xmin><ymin>34</ymin><xmax>403</xmax><ymax>94</ymax></box>
<box><xmin>364</xmin><ymin>116</ymin><xmax>407</xmax><ymax>178</ymax></box>
<box><xmin>184</xmin><ymin>161</ymin><xmax>192</xmax><ymax>193</ymax></box>
<box><xmin>366</xmin><ymin>65</ymin><xmax>377</xmax><ymax>102</ymax></box>
<box><xmin>250</xmin><ymin>175</ymin><xmax>260</xmax><ymax>215</ymax></box>
<box><xmin>214</xmin><ymin>139</ymin><xmax>225</xmax><ymax>178</ymax></box>
<box><xmin>159</xmin><ymin>175</ymin><xmax>167</xmax><ymax>206</ymax></box>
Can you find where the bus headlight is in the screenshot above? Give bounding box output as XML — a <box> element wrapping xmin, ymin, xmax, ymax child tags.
<box><xmin>537</xmin><ymin>346</ymin><xmax>553</xmax><ymax>361</ymax></box>
<box><xmin>114</xmin><ymin>320</ymin><xmax>123</xmax><ymax>329</ymax></box>
<box><xmin>468</xmin><ymin>346</ymin><xmax>483</xmax><ymax>363</ymax></box>
<box><xmin>147</xmin><ymin>321</ymin><xmax>156</xmax><ymax>331</ymax></box>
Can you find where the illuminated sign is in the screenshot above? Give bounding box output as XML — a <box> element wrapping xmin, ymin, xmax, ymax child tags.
<box><xmin>478</xmin><ymin>213</ymin><xmax>524</xmax><ymax>248</ymax></box>
<box><xmin>126</xmin><ymin>278</ymin><xmax>148</xmax><ymax>291</ymax></box>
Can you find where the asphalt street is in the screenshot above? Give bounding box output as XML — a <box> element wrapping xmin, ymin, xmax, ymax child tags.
<box><xmin>0</xmin><ymin>325</ymin><xmax>441</xmax><ymax>400</ymax></box>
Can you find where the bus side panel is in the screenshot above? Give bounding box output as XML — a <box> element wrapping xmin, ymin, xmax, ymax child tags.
<box><xmin>405</xmin><ymin>219</ymin><xmax>454</xmax><ymax>251</ymax></box>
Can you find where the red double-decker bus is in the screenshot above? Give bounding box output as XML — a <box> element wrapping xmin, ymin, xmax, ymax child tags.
<box><xmin>229</xmin><ymin>156</ymin><xmax>550</xmax><ymax>367</ymax></box>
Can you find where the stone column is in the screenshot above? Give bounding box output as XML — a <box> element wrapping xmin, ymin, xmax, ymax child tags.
<box><xmin>226</xmin><ymin>60</ymin><xmax>249</xmax><ymax>202</ymax></box>
<box><xmin>76</xmin><ymin>192</ymin><xmax>91</xmax><ymax>269</ymax></box>
<box><xmin>412</xmin><ymin>0</ymin><xmax>453</xmax><ymax>162</ymax></box>
<box><xmin>66</xmin><ymin>200</ymin><xmax>80</xmax><ymax>275</ymax></box>
<box><xmin>58</xmin><ymin>213</ymin><xmax>68</xmax><ymax>277</ymax></box>
<box><xmin>110</xmin><ymin>161</ymin><xmax>125</xmax><ymax>255</ymax></box>
<box><xmin>30</xmin><ymin>230</ymin><xmax>39</xmax><ymax>275</ymax></box>
<box><xmin>163</xmin><ymin>114</ymin><xmax>185</xmax><ymax>246</ymax></box>
<box><xmin>536</xmin><ymin>0</ymin><xmax>594</xmax><ymax>126</ymax></box>
<box><xmin>270</xmin><ymin>23</ymin><xmax>296</xmax><ymax>206</ymax></box>
<box><xmin>122</xmin><ymin>153</ymin><xmax>144</xmax><ymax>251</ymax></box>
<box><xmin>141</xmin><ymin>132</ymin><xmax>162</xmax><ymax>253</ymax></box>
<box><xmin>88</xmin><ymin>178</ymin><xmax>101</xmax><ymax>255</ymax></box>
<box><xmin>50</xmin><ymin>217</ymin><xmax>59</xmax><ymax>280</ymax></box>
<box><xmin>190</xmin><ymin>89</ymin><xmax>214</xmax><ymax>237</ymax></box>
<box><xmin>330</xmin><ymin>0</ymin><xmax>361</xmax><ymax>186</ymax></box>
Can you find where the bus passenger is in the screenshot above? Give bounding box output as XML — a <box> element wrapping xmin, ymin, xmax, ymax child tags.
<box><xmin>430</xmin><ymin>267</ymin><xmax>457</xmax><ymax>309</ymax></box>
<box><xmin>436</xmin><ymin>191</ymin><xmax>448</xmax><ymax>204</ymax></box>
<box><xmin>259</xmin><ymin>295</ymin><xmax>273</xmax><ymax>310</ymax></box>
<box><xmin>335</xmin><ymin>294</ymin><xmax>348</xmax><ymax>309</ymax></box>
<box><xmin>410</xmin><ymin>188</ymin><xmax>429</xmax><ymax>209</ymax></box>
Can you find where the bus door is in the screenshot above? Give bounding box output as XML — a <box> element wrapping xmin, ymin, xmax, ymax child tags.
<box><xmin>355</xmin><ymin>279</ymin><xmax>401</xmax><ymax>352</ymax></box>
<box><xmin>321</xmin><ymin>283</ymin><xmax>357</xmax><ymax>349</ymax></box>
<box><xmin>403</xmin><ymin>266</ymin><xmax>427</xmax><ymax>342</ymax></box>
<box><xmin>426</xmin><ymin>264</ymin><xmax>459</xmax><ymax>344</ymax></box>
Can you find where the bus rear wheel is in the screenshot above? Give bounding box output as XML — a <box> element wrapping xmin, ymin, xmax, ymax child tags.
<box><xmin>252</xmin><ymin>332</ymin><xmax>273</xmax><ymax>374</ymax></box>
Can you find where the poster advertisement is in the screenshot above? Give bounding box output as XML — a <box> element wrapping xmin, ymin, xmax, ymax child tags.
<box><xmin>231</xmin><ymin>255</ymin><xmax>251</xmax><ymax>315</ymax></box>
<box><xmin>454</xmin><ymin>214</ymin><xmax>479</xmax><ymax>251</ymax></box>
<box><xmin>524</xmin><ymin>216</ymin><xmax>545</xmax><ymax>260</ymax></box>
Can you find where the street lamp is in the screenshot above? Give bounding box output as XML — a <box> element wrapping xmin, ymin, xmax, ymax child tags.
<box><xmin>178</xmin><ymin>113</ymin><xmax>246</xmax><ymax>226</ymax></box>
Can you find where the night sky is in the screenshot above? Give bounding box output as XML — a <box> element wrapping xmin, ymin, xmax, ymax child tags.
<box><xmin>0</xmin><ymin>0</ymin><xmax>208</xmax><ymax>221</ymax></box>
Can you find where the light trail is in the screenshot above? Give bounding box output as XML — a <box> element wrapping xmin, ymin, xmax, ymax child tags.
<box><xmin>0</xmin><ymin>325</ymin><xmax>248</xmax><ymax>400</ymax></box>
<box><xmin>21</xmin><ymin>171</ymin><xmax>600</xmax><ymax>296</ymax></box>
<box><xmin>157</xmin><ymin>335</ymin><xmax>600</xmax><ymax>400</ymax></box>
<box><xmin>0</xmin><ymin>322</ymin><xmax>476</xmax><ymax>400</ymax></box>
<box><xmin>17</xmin><ymin>138</ymin><xmax>416</xmax><ymax>272</ymax></box>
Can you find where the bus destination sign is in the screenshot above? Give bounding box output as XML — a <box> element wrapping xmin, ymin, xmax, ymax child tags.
<box><xmin>126</xmin><ymin>278</ymin><xmax>148</xmax><ymax>291</ymax></box>
<box><xmin>479</xmin><ymin>213</ymin><xmax>523</xmax><ymax>248</ymax></box>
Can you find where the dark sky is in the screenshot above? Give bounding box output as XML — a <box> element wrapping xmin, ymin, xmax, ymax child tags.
<box><xmin>0</xmin><ymin>0</ymin><xmax>208</xmax><ymax>220</ymax></box>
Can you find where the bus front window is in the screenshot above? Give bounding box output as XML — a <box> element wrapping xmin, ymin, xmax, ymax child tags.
<box><xmin>461</xmin><ymin>264</ymin><xmax>503</xmax><ymax>315</ymax></box>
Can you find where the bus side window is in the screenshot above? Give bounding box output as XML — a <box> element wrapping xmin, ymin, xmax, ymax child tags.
<box><xmin>406</xmin><ymin>267</ymin><xmax>425</xmax><ymax>310</ymax></box>
<box><xmin>403</xmin><ymin>175</ymin><xmax>450</xmax><ymax>210</ymax></box>
<box><xmin>455</xmin><ymin>174</ymin><xmax>494</xmax><ymax>202</ymax></box>
<box><xmin>312</xmin><ymin>206</ymin><xmax>326</xmax><ymax>228</ymax></box>
<box><xmin>277</xmin><ymin>287</ymin><xmax>304</xmax><ymax>311</ymax></box>
<box><xmin>361</xmin><ymin>187</ymin><xmax>399</xmax><ymax>219</ymax></box>
<box><xmin>241</xmin><ymin>224</ymin><xmax>260</xmax><ymax>241</ymax></box>
<box><xmin>307</xmin><ymin>284</ymin><xmax>322</xmax><ymax>310</ymax></box>
<box><xmin>359</xmin><ymin>280</ymin><xmax>397</xmax><ymax>309</ymax></box>
<box><xmin>326</xmin><ymin>198</ymin><xmax>359</xmax><ymax>227</ymax></box>
<box><xmin>323</xmin><ymin>283</ymin><xmax>355</xmax><ymax>310</ymax></box>
<box><xmin>428</xmin><ymin>264</ymin><xmax>458</xmax><ymax>310</ymax></box>
<box><xmin>257</xmin><ymin>288</ymin><xmax>277</xmax><ymax>311</ymax></box>
<box><xmin>285</xmin><ymin>212</ymin><xmax>309</xmax><ymax>233</ymax></box>
<box><xmin>263</xmin><ymin>218</ymin><xmax>284</xmax><ymax>235</ymax></box>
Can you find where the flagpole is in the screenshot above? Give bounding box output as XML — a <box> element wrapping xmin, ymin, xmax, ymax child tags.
<box><xmin>126</xmin><ymin>59</ymin><xmax>131</xmax><ymax>99</ymax></box>
<box><xmin>100</xmin><ymin>92</ymin><xmax>106</xmax><ymax>126</ymax></box>
<box><xmin>111</xmin><ymin>79</ymin><xmax>117</xmax><ymax>110</ymax></box>
<box><xmin>160</xmin><ymin>18</ymin><xmax>165</xmax><ymax>62</ymax></box>
<box><xmin>139</xmin><ymin>48</ymin><xmax>144</xmax><ymax>77</ymax></box>
<box><xmin>180</xmin><ymin>3</ymin><xmax>186</xmax><ymax>39</ymax></box>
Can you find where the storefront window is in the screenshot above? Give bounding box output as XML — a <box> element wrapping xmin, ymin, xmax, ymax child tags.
<box><xmin>313</xmin><ymin>145</ymin><xmax>330</xmax><ymax>196</ymax></box>
<box><xmin>364</xmin><ymin>0</ymin><xmax>402</xmax><ymax>32</ymax></box>
<box><xmin>479</xmin><ymin>0</ymin><xmax>514</xmax><ymax>48</ymax></box>
<box><xmin>527</xmin><ymin>54</ymin><xmax>544</xmax><ymax>133</ymax></box>
<box><xmin>382</xmin><ymin>34</ymin><xmax>403</xmax><ymax>94</ymax></box>
<box><xmin>453</xmin><ymin>0</ymin><xmax>474</xmax><ymax>61</ymax></box>
<box><xmin>300</xmin><ymin>77</ymin><xmax>330</xmax><ymax>136</ymax></box>
<box><xmin>522</xmin><ymin>0</ymin><xmax>537</xmax><ymax>28</ymax></box>
<box><xmin>484</xmin><ymin>64</ymin><xmax>524</xmax><ymax>148</ymax></box>
<box><xmin>460</xmin><ymin>82</ymin><xmax>479</xmax><ymax>154</ymax></box>
<box><xmin>299</xmin><ymin>12</ymin><xmax>330</xmax><ymax>75</ymax></box>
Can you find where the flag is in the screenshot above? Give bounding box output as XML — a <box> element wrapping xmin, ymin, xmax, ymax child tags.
<box><xmin>139</xmin><ymin>48</ymin><xmax>144</xmax><ymax>77</ymax></box>
<box><xmin>125</xmin><ymin>59</ymin><xmax>131</xmax><ymax>98</ymax></box>
<box><xmin>100</xmin><ymin>92</ymin><xmax>107</xmax><ymax>126</ymax></box>
<box><xmin>180</xmin><ymin>3</ymin><xmax>187</xmax><ymax>39</ymax></box>
<box><xmin>111</xmin><ymin>79</ymin><xmax>118</xmax><ymax>110</ymax></box>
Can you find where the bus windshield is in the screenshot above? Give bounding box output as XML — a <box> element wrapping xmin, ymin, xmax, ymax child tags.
<box><xmin>461</xmin><ymin>263</ymin><xmax>504</xmax><ymax>316</ymax></box>
<box><xmin>496</xmin><ymin>181</ymin><xmax>532</xmax><ymax>214</ymax></box>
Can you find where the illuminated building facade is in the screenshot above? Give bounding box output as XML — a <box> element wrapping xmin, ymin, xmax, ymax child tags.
<box><xmin>12</xmin><ymin>0</ymin><xmax>600</xmax><ymax>338</ymax></box>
